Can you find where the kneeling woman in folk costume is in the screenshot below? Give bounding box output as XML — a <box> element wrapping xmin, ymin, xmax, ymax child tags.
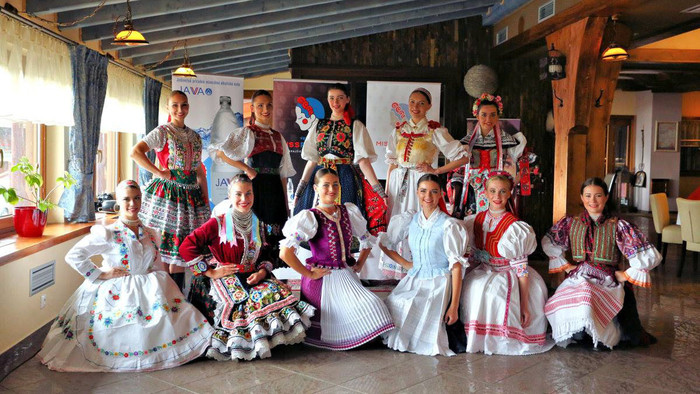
<box><xmin>460</xmin><ymin>171</ymin><xmax>554</xmax><ymax>355</ymax></box>
<box><xmin>379</xmin><ymin>174</ymin><xmax>469</xmax><ymax>356</ymax></box>
<box><xmin>542</xmin><ymin>177</ymin><xmax>661</xmax><ymax>349</ymax></box>
<box><xmin>179</xmin><ymin>175</ymin><xmax>314</xmax><ymax>360</ymax></box>
<box><xmin>39</xmin><ymin>180</ymin><xmax>213</xmax><ymax>372</ymax></box>
<box><xmin>281</xmin><ymin>168</ymin><xmax>395</xmax><ymax>350</ymax></box>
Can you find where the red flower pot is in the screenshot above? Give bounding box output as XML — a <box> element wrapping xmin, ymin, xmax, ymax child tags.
<box><xmin>14</xmin><ymin>206</ymin><xmax>48</xmax><ymax>237</ymax></box>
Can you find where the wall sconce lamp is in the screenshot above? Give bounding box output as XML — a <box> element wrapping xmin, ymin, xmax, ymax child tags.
<box><xmin>602</xmin><ymin>15</ymin><xmax>629</xmax><ymax>61</ymax></box>
<box><xmin>547</xmin><ymin>43</ymin><xmax>566</xmax><ymax>80</ymax></box>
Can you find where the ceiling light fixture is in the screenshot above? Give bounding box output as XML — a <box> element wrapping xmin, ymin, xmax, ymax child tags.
<box><xmin>112</xmin><ymin>0</ymin><xmax>148</xmax><ymax>46</ymax></box>
<box><xmin>602</xmin><ymin>15</ymin><xmax>629</xmax><ymax>61</ymax></box>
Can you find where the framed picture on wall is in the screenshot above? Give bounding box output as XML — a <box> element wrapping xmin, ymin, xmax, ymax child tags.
<box><xmin>654</xmin><ymin>121</ymin><xmax>679</xmax><ymax>152</ymax></box>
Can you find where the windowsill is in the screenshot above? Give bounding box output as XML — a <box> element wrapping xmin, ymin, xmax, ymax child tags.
<box><xmin>0</xmin><ymin>214</ymin><xmax>117</xmax><ymax>267</ymax></box>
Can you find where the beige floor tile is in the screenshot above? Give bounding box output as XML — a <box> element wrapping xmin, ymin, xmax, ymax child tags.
<box><xmin>636</xmin><ymin>360</ymin><xmax>700</xmax><ymax>393</ymax></box>
<box><xmin>145</xmin><ymin>358</ymin><xmax>270</xmax><ymax>386</ymax></box>
<box><xmin>312</xmin><ymin>385</ymin><xmax>364</xmax><ymax>394</ymax></box>
<box><xmin>89</xmin><ymin>375</ymin><xmax>176</xmax><ymax>394</ymax></box>
<box><xmin>180</xmin><ymin>363</ymin><xmax>296</xmax><ymax>393</ymax></box>
<box><xmin>588</xmin><ymin>353</ymin><xmax>675</xmax><ymax>383</ymax></box>
<box><xmin>2</xmin><ymin>357</ymin><xmax>130</xmax><ymax>392</ymax></box>
<box><xmin>554</xmin><ymin>375</ymin><xmax>657</xmax><ymax>394</ymax></box>
<box><xmin>441</xmin><ymin>352</ymin><xmax>547</xmax><ymax>383</ymax></box>
<box><xmin>495</xmin><ymin>357</ymin><xmax>587</xmax><ymax>393</ymax></box>
<box><xmin>231</xmin><ymin>373</ymin><xmax>333</xmax><ymax>394</ymax></box>
<box><xmin>340</xmin><ymin>357</ymin><xmax>441</xmax><ymax>393</ymax></box>
<box><xmin>398</xmin><ymin>373</ymin><xmax>493</xmax><ymax>394</ymax></box>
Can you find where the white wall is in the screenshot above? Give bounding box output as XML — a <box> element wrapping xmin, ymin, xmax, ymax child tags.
<box><xmin>631</xmin><ymin>91</ymin><xmax>682</xmax><ymax>211</ymax></box>
<box><xmin>611</xmin><ymin>90</ymin><xmax>637</xmax><ymax>116</ymax></box>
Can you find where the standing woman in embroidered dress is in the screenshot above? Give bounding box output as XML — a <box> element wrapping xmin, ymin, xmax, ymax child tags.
<box><xmin>210</xmin><ymin>90</ymin><xmax>295</xmax><ymax>257</ymax></box>
<box><xmin>131</xmin><ymin>90</ymin><xmax>211</xmax><ymax>290</ymax></box>
<box><xmin>179</xmin><ymin>175</ymin><xmax>314</xmax><ymax>360</ymax></box>
<box><xmin>379</xmin><ymin>174</ymin><xmax>468</xmax><ymax>356</ymax></box>
<box><xmin>39</xmin><ymin>180</ymin><xmax>213</xmax><ymax>372</ymax></box>
<box><xmin>449</xmin><ymin>94</ymin><xmax>527</xmax><ymax>218</ymax></box>
<box><xmin>542</xmin><ymin>177</ymin><xmax>661</xmax><ymax>349</ymax></box>
<box><xmin>380</xmin><ymin>88</ymin><xmax>469</xmax><ymax>279</ymax></box>
<box><xmin>281</xmin><ymin>168</ymin><xmax>395</xmax><ymax>350</ymax></box>
<box><xmin>460</xmin><ymin>172</ymin><xmax>554</xmax><ymax>355</ymax></box>
<box><xmin>293</xmin><ymin>83</ymin><xmax>387</xmax><ymax>235</ymax></box>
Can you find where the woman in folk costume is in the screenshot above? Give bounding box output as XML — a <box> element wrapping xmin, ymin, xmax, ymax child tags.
<box><xmin>39</xmin><ymin>180</ymin><xmax>213</xmax><ymax>372</ymax></box>
<box><xmin>131</xmin><ymin>90</ymin><xmax>210</xmax><ymax>289</ymax></box>
<box><xmin>460</xmin><ymin>172</ymin><xmax>554</xmax><ymax>355</ymax></box>
<box><xmin>380</xmin><ymin>88</ymin><xmax>469</xmax><ymax>280</ymax></box>
<box><xmin>379</xmin><ymin>174</ymin><xmax>468</xmax><ymax>356</ymax></box>
<box><xmin>542</xmin><ymin>177</ymin><xmax>661</xmax><ymax>349</ymax></box>
<box><xmin>450</xmin><ymin>93</ymin><xmax>527</xmax><ymax>218</ymax></box>
<box><xmin>210</xmin><ymin>90</ymin><xmax>295</xmax><ymax>263</ymax></box>
<box><xmin>281</xmin><ymin>168</ymin><xmax>395</xmax><ymax>350</ymax></box>
<box><xmin>293</xmin><ymin>83</ymin><xmax>387</xmax><ymax>235</ymax></box>
<box><xmin>179</xmin><ymin>175</ymin><xmax>313</xmax><ymax>360</ymax></box>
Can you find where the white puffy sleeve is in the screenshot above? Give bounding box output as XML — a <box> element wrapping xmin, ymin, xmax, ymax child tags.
<box><xmin>278</xmin><ymin>133</ymin><xmax>297</xmax><ymax>178</ymax></box>
<box><xmin>497</xmin><ymin>221</ymin><xmax>537</xmax><ymax>278</ymax></box>
<box><xmin>506</xmin><ymin>131</ymin><xmax>527</xmax><ymax>160</ymax></box>
<box><xmin>345</xmin><ymin>202</ymin><xmax>375</xmax><ymax>249</ymax></box>
<box><xmin>64</xmin><ymin>225</ymin><xmax>113</xmax><ymax>283</ymax></box>
<box><xmin>352</xmin><ymin>120</ymin><xmax>377</xmax><ymax>163</ymax></box>
<box><xmin>141</xmin><ymin>126</ymin><xmax>167</xmax><ymax>152</ymax></box>
<box><xmin>211</xmin><ymin>126</ymin><xmax>254</xmax><ymax>164</ymax></box>
<box><xmin>378</xmin><ymin>211</ymin><xmax>414</xmax><ymax>250</ymax></box>
<box><xmin>433</xmin><ymin>127</ymin><xmax>468</xmax><ymax>162</ymax></box>
<box><xmin>211</xmin><ymin>199</ymin><xmax>232</xmax><ymax>218</ymax></box>
<box><xmin>542</xmin><ymin>216</ymin><xmax>575</xmax><ymax>274</ymax></box>
<box><xmin>616</xmin><ymin>219</ymin><xmax>662</xmax><ymax>287</ymax></box>
<box><xmin>443</xmin><ymin>217</ymin><xmax>469</xmax><ymax>271</ymax></box>
<box><xmin>280</xmin><ymin>210</ymin><xmax>319</xmax><ymax>249</ymax></box>
<box><xmin>301</xmin><ymin>123</ymin><xmax>320</xmax><ymax>162</ymax></box>
<box><xmin>463</xmin><ymin>214</ymin><xmax>478</xmax><ymax>258</ymax></box>
<box><xmin>385</xmin><ymin>128</ymin><xmax>399</xmax><ymax>166</ymax></box>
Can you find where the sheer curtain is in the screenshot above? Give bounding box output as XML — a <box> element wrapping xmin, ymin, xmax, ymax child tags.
<box><xmin>100</xmin><ymin>63</ymin><xmax>145</xmax><ymax>133</ymax></box>
<box><xmin>0</xmin><ymin>14</ymin><xmax>73</xmax><ymax>126</ymax></box>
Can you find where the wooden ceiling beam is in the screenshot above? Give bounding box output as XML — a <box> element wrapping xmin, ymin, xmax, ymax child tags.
<box><xmin>78</xmin><ymin>0</ymin><xmax>340</xmax><ymax>39</ymax></box>
<box><xmin>27</xmin><ymin>0</ymin><xmax>132</xmax><ymax>15</ymax></box>
<box><xmin>140</xmin><ymin>7</ymin><xmax>487</xmax><ymax>71</ymax></box>
<box><xmin>627</xmin><ymin>48</ymin><xmax>700</xmax><ymax>63</ymax></box>
<box><xmin>104</xmin><ymin>0</ymin><xmax>493</xmax><ymax>51</ymax></box>
<box><xmin>494</xmin><ymin>0</ymin><xmax>642</xmax><ymax>59</ymax></box>
<box><xmin>152</xmin><ymin>51</ymin><xmax>290</xmax><ymax>77</ymax></box>
<box><xmin>156</xmin><ymin>54</ymin><xmax>290</xmax><ymax>77</ymax></box>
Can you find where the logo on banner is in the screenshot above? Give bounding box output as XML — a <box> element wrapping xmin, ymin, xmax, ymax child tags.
<box><xmin>179</xmin><ymin>86</ymin><xmax>213</xmax><ymax>96</ymax></box>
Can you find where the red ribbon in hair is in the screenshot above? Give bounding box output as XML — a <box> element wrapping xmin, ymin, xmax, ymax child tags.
<box><xmin>343</xmin><ymin>104</ymin><xmax>355</xmax><ymax>125</ymax></box>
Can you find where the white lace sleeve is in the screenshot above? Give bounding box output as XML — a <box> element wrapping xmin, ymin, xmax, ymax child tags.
<box><xmin>385</xmin><ymin>128</ymin><xmax>399</xmax><ymax>166</ymax></box>
<box><xmin>352</xmin><ymin>120</ymin><xmax>378</xmax><ymax>163</ymax></box>
<box><xmin>433</xmin><ymin>127</ymin><xmax>468</xmax><ymax>161</ymax></box>
<box><xmin>64</xmin><ymin>225</ymin><xmax>113</xmax><ymax>283</ymax></box>
<box><xmin>617</xmin><ymin>219</ymin><xmax>662</xmax><ymax>287</ymax></box>
<box><xmin>280</xmin><ymin>210</ymin><xmax>319</xmax><ymax>249</ymax></box>
<box><xmin>301</xmin><ymin>123</ymin><xmax>320</xmax><ymax>162</ymax></box>
<box><xmin>211</xmin><ymin>127</ymin><xmax>254</xmax><ymax>164</ymax></box>
<box><xmin>141</xmin><ymin>126</ymin><xmax>167</xmax><ymax>152</ymax></box>
<box><xmin>345</xmin><ymin>203</ymin><xmax>375</xmax><ymax>249</ymax></box>
<box><xmin>497</xmin><ymin>221</ymin><xmax>537</xmax><ymax>278</ymax></box>
<box><xmin>507</xmin><ymin>131</ymin><xmax>527</xmax><ymax>160</ymax></box>
<box><xmin>378</xmin><ymin>211</ymin><xmax>414</xmax><ymax>250</ymax></box>
<box><xmin>279</xmin><ymin>134</ymin><xmax>297</xmax><ymax>178</ymax></box>
<box><xmin>443</xmin><ymin>217</ymin><xmax>469</xmax><ymax>271</ymax></box>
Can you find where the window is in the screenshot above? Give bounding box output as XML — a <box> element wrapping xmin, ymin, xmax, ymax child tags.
<box><xmin>95</xmin><ymin>132</ymin><xmax>119</xmax><ymax>199</ymax></box>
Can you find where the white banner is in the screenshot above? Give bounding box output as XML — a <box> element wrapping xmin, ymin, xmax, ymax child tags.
<box><xmin>365</xmin><ymin>81</ymin><xmax>442</xmax><ymax>179</ymax></box>
<box><xmin>171</xmin><ymin>73</ymin><xmax>244</xmax><ymax>207</ymax></box>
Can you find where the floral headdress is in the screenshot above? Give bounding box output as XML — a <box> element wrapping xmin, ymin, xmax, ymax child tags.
<box><xmin>487</xmin><ymin>170</ymin><xmax>514</xmax><ymax>186</ymax></box>
<box><xmin>472</xmin><ymin>93</ymin><xmax>504</xmax><ymax>116</ymax></box>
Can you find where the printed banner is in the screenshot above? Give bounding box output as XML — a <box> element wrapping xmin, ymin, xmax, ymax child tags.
<box><xmin>365</xmin><ymin>81</ymin><xmax>441</xmax><ymax>179</ymax></box>
<box><xmin>171</xmin><ymin>73</ymin><xmax>244</xmax><ymax>207</ymax></box>
<box><xmin>272</xmin><ymin>79</ymin><xmax>346</xmax><ymax>190</ymax></box>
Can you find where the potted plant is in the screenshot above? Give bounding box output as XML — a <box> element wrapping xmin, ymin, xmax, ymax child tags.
<box><xmin>0</xmin><ymin>157</ymin><xmax>76</xmax><ymax>237</ymax></box>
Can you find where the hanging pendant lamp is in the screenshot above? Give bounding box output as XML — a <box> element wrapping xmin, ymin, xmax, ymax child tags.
<box><xmin>112</xmin><ymin>0</ymin><xmax>148</xmax><ymax>46</ymax></box>
<box><xmin>173</xmin><ymin>43</ymin><xmax>196</xmax><ymax>78</ymax></box>
<box><xmin>602</xmin><ymin>15</ymin><xmax>629</xmax><ymax>61</ymax></box>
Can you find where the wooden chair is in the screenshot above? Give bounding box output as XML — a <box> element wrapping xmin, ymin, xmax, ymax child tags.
<box><xmin>676</xmin><ymin>198</ymin><xmax>700</xmax><ymax>277</ymax></box>
<box><xmin>649</xmin><ymin>193</ymin><xmax>682</xmax><ymax>265</ymax></box>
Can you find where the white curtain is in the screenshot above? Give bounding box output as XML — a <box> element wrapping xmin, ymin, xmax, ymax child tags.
<box><xmin>158</xmin><ymin>85</ymin><xmax>171</xmax><ymax>126</ymax></box>
<box><xmin>100</xmin><ymin>63</ymin><xmax>145</xmax><ymax>133</ymax></box>
<box><xmin>0</xmin><ymin>14</ymin><xmax>73</xmax><ymax>126</ymax></box>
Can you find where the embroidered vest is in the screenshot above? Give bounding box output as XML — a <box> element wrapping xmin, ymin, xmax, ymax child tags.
<box><xmin>250</xmin><ymin>126</ymin><xmax>284</xmax><ymax>157</ymax></box>
<box><xmin>315</xmin><ymin>119</ymin><xmax>354</xmax><ymax>159</ymax></box>
<box><xmin>473</xmin><ymin>211</ymin><xmax>518</xmax><ymax>258</ymax></box>
<box><xmin>395</xmin><ymin>124</ymin><xmax>438</xmax><ymax>165</ymax></box>
<box><xmin>306</xmin><ymin>205</ymin><xmax>354</xmax><ymax>268</ymax></box>
<box><xmin>569</xmin><ymin>216</ymin><xmax>618</xmax><ymax>265</ymax></box>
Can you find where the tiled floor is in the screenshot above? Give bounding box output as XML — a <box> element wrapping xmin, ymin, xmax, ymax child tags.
<box><xmin>1</xmin><ymin>215</ymin><xmax>698</xmax><ymax>393</ymax></box>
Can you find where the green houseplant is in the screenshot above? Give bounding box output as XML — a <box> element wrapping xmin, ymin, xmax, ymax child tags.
<box><xmin>0</xmin><ymin>157</ymin><xmax>76</xmax><ymax>237</ymax></box>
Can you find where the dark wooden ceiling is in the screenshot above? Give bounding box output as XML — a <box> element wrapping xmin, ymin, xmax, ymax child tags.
<box><xmin>25</xmin><ymin>0</ymin><xmax>497</xmax><ymax>80</ymax></box>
